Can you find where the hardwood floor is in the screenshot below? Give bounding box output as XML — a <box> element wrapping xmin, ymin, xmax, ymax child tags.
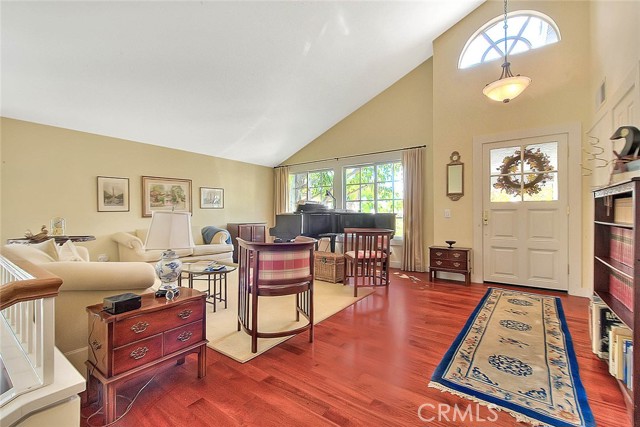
<box><xmin>81</xmin><ymin>270</ymin><xmax>629</xmax><ymax>427</ymax></box>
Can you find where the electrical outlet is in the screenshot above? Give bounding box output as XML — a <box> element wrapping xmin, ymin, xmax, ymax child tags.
<box><xmin>444</xmin><ymin>209</ymin><xmax>451</xmax><ymax>218</ymax></box>
<box><xmin>97</xmin><ymin>254</ymin><xmax>109</xmax><ymax>262</ymax></box>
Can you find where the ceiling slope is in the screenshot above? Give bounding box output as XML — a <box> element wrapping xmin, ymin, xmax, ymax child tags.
<box><xmin>1</xmin><ymin>1</ymin><xmax>483</xmax><ymax>166</ymax></box>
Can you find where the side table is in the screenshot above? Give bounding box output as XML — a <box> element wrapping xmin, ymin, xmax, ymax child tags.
<box><xmin>179</xmin><ymin>262</ymin><xmax>236</xmax><ymax>312</ymax></box>
<box><xmin>429</xmin><ymin>246</ymin><xmax>472</xmax><ymax>285</ymax></box>
<box><xmin>84</xmin><ymin>288</ymin><xmax>207</xmax><ymax>424</ymax></box>
<box><xmin>7</xmin><ymin>235</ymin><xmax>96</xmax><ymax>245</ymax></box>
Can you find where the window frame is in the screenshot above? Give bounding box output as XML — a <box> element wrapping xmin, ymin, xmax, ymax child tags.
<box><xmin>343</xmin><ymin>160</ymin><xmax>404</xmax><ymax>238</ymax></box>
<box><xmin>285</xmin><ymin>152</ymin><xmax>404</xmax><ymax>242</ymax></box>
<box><xmin>288</xmin><ymin>168</ymin><xmax>335</xmax><ymax>212</ymax></box>
<box><xmin>458</xmin><ymin>10</ymin><xmax>561</xmax><ymax>70</ymax></box>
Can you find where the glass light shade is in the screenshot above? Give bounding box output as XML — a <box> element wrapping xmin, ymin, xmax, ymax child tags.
<box><xmin>483</xmin><ymin>75</ymin><xmax>531</xmax><ymax>103</ymax></box>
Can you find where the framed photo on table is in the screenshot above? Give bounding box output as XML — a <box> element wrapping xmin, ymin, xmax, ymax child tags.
<box><xmin>97</xmin><ymin>176</ymin><xmax>130</xmax><ymax>212</ymax></box>
<box><xmin>142</xmin><ymin>176</ymin><xmax>192</xmax><ymax>217</ymax></box>
<box><xmin>200</xmin><ymin>187</ymin><xmax>224</xmax><ymax>209</ymax></box>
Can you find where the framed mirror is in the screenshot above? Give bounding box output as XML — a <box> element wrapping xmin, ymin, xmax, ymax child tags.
<box><xmin>447</xmin><ymin>151</ymin><xmax>464</xmax><ymax>201</ymax></box>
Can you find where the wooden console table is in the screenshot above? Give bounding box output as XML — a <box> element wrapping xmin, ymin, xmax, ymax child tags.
<box><xmin>84</xmin><ymin>288</ymin><xmax>207</xmax><ymax>424</ymax></box>
<box><xmin>6</xmin><ymin>235</ymin><xmax>96</xmax><ymax>244</ymax></box>
<box><xmin>429</xmin><ymin>246</ymin><xmax>472</xmax><ymax>285</ymax></box>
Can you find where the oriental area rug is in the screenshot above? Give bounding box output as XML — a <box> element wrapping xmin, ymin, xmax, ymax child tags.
<box><xmin>200</xmin><ymin>270</ymin><xmax>373</xmax><ymax>363</ymax></box>
<box><xmin>429</xmin><ymin>288</ymin><xmax>595</xmax><ymax>427</ymax></box>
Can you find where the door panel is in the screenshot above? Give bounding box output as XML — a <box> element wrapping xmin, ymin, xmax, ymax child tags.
<box><xmin>483</xmin><ymin>134</ymin><xmax>568</xmax><ymax>290</ymax></box>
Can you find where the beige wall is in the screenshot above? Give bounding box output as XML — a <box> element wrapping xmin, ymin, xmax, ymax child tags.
<box><xmin>589</xmin><ymin>1</ymin><xmax>640</xmax><ymax>108</ymax></box>
<box><xmin>284</xmin><ymin>59</ymin><xmax>434</xmax><ymax>266</ymax></box>
<box><xmin>0</xmin><ymin>118</ymin><xmax>274</xmax><ymax>261</ymax></box>
<box><xmin>432</xmin><ymin>0</ymin><xmax>590</xmax><ymax>245</ymax></box>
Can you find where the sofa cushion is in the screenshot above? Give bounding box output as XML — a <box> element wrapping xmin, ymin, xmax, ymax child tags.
<box><xmin>192</xmin><ymin>243</ymin><xmax>234</xmax><ymax>256</ymax></box>
<box><xmin>58</xmin><ymin>240</ymin><xmax>86</xmax><ymax>262</ymax></box>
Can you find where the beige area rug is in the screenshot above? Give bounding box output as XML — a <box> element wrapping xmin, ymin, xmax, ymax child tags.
<box><xmin>191</xmin><ymin>269</ymin><xmax>374</xmax><ymax>363</ymax></box>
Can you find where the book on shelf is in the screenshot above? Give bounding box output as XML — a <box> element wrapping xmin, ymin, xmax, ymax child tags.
<box><xmin>598</xmin><ymin>305</ymin><xmax>624</xmax><ymax>359</ymax></box>
<box><xmin>623</xmin><ymin>339</ymin><xmax>633</xmax><ymax>390</ymax></box>
<box><xmin>590</xmin><ymin>297</ymin><xmax>605</xmax><ymax>355</ymax></box>
<box><xmin>609</xmin><ymin>226</ymin><xmax>633</xmax><ymax>267</ymax></box>
<box><xmin>609</xmin><ymin>270</ymin><xmax>634</xmax><ymax>312</ymax></box>
<box><xmin>614</xmin><ymin>197</ymin><xmax>633</xmax><ymax>224</ymax></box>
<box><xmin>609</xmin><ymin>325</ymin><xmax>632</xmax><ymax>378</ymax></box>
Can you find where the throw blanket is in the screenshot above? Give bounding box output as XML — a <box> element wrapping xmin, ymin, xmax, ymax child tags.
<box><xmin>201</xmin><ymin>226</ymin><xmax>231</xmax><ymax>244</ymax></box>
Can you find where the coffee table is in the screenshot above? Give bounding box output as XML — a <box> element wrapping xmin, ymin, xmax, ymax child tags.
<box><xmin>179</xmin><ymin>263</ymin><xmax>236</xmax><ymax>312</ymax></box>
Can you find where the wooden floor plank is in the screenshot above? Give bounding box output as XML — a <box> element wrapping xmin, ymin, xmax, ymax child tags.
<box><xmin>81</xmin><ymin>270</ymin><xmax>629</xmax><ymax>427</ymax></box>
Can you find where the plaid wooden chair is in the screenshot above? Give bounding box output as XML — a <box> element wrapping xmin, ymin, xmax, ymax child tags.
<box><xmin>343</xmin><ymin>228</ymin><xmax>393</xmax><ymax>297</ymax></box>
<box><xmin>236</xmin><ymin>236</ymin><xmax>316</xmax><ymax>353</ymax></box>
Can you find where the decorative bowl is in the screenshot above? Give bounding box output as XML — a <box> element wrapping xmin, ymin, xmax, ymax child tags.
<box><xmin>445</xmin><ymin>240</ymin><xmax>456</xmax><ymax>248</ymax></box>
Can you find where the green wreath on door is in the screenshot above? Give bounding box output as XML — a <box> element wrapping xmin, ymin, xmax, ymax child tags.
<box><xmin>493</xmin><ymin>148</ymin><xmax>553</xmax><ymax>197</ymax></box>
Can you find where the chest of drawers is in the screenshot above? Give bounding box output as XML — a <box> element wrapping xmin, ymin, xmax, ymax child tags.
<box><xmin>429</xmin><ymin>246</ymin><xmax>472</xmax><ymax>285</ymax></box>
<box><xmin>85</xmin><ymin>288</ymin><xmax>207</xmax><ymax>423</ymax></box>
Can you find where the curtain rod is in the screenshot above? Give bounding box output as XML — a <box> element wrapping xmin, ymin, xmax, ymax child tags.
<box><xmin>274</xmin><ymin>145</ymin><xmax>426</xmax><ymax>169</ymax></box>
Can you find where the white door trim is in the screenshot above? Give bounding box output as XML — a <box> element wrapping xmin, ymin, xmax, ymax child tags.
<box><xmin>472</xmin><ymin>122</ymin><xmax>586</xmax><ymax>297</ymax></box>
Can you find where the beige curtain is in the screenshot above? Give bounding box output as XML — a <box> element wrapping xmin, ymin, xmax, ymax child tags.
<box><xmin>402</xmin><ymin>147</ymin><xmax>425</xmax><ymax>271</ymax></box>
<box><xmin>274</xmin><ymin>166</ymin><xmax>289</xmax><ymax>219</ymax></box>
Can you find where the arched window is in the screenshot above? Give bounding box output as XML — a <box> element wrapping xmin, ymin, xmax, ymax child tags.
<box><xmin>459</xmin><ymin>10</ymin><xmax>560</xmax><ymax>70</ymax></box>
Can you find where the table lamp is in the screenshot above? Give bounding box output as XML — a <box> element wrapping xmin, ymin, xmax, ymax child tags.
<box><xmin>144</xmin><ymin>211</ymin><xmax>194</xmax><ymax>292</ymax></box>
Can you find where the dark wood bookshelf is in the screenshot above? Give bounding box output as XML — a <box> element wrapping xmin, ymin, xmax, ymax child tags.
<box><xmin>595</xmin><ymin>256</ymin><xmax>634</xmax><ymax>280</ymax></box>
<box><xmin>593</xmin><ymin>177</ymin><xmax>640</xmax><ymax>427</ymax></box>
<box><xmin>594</xmin><ymin>220</ymin><xmax>634</xmax><ymax>229</ymax></box>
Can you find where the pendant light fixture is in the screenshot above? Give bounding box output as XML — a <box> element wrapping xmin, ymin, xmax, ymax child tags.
<box><xmin>483</xmin><ymin>0</ymin><xmax>531</xmax><ymax>103</ymax></box>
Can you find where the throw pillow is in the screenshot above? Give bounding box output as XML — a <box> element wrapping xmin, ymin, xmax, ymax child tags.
<box><xmin>30</xmin><ymin>239</ymin><xmax>59</xmax><ymax>261</ymax></box>
<box><xmin>58</xmin><ymin>240</ymin><xmax>86</xmax><ymax>262</ymax></box>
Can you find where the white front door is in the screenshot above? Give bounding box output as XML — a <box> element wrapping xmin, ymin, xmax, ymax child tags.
<box><xmin>482</xmin><ymin>134</ymin><xmax>568</xmax><ymax>291</ymax></box>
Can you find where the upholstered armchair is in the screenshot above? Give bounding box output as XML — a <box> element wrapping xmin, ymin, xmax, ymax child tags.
<box><xmin>236</xmin><ymin>236</ymin><xmax>316</xmax><ymax>353</ymax></box>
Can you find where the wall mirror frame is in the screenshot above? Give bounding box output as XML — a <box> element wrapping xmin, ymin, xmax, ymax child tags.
<box><xmin>447</xmin><ymin>151</ymin><xmax>464</xmax><ymax>201</ymax></box>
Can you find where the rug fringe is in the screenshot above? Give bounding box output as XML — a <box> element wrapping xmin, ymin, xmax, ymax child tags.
<box><xmin>427</xmin><ymin>381</ymin><xmax>550</xmax><ymax>427</ymax></box>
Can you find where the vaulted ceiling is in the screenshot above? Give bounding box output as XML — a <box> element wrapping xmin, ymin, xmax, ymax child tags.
<box><xmin>1</xmin><ymin>1</ymin><xmax>484</xmax><ymax>167</ymax></box>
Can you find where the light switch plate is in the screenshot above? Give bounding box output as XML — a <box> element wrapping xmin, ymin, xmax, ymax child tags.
<box><xmin>444</xmin><ymin>209</ymin><xmax>451</xmax><ymax>218</ymax></box>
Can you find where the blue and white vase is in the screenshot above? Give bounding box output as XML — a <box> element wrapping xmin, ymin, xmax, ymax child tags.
<box><xmin>156</xmin><ymin>250</ymin><xmax>182</xmax><ymax>290</ymax></box>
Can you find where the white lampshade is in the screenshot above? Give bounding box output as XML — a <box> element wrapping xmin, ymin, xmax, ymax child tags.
<box><xmin>145</xmin><ymin>211</ymin><xmax>194</xmax><ymax>250</ymax></box>
<box><xmin>145</xmin><ymin>211</ymin><xmax>194</xmax><ymax>293</ymax></box>
<box><xmin>483</xmin><ymin>75</ymin><xmax>531</xmax><ymax>103</ymax></box>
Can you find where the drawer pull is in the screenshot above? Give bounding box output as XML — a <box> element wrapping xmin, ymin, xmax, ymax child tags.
<box><xmin>452</xmin><ymin>253</ymin><xmax>461</xmax><ymax>258</ymax></box>
<box><xmin>177</xmin><ymin>331</ymin><xmax>193</xmax><ymax>342</ymax></box>
<box><xmin>453</xmin><ymin>262</ymin><xmax>461</xmax><ymax>267</ymax></box>
<box><xmin>178</xmin><ymin>309</ymin><xmax>193</xmax><ymax>320</ymax></box>
<box><xmin>435</xmin><ymin>252</ymin><xmax>443</xmax><ymax>257</ymax></box>
<box><xmin>131</xmin><ymin>321</ymin><xmax>149</xmax><ymax>334</ymax></box>
<box><xmin>130</xmin><ymin>346</ymin><xmax>149</xmax><ymax>360</ymax></box>
<box><xmin>435</xmin><ymin>261</ymin><xmax>442</xmax><ymax>266</ymax></box>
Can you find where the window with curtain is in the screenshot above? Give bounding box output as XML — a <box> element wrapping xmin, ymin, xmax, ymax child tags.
<box><xmin>344</xmin><ymin>161</ymin><xmax>403</xmax><ymax>237</ymax></box>
<box><xmin>288</xmin><ymin>169</ymin><xmax>334</xmax><ymax>212</ymax></box>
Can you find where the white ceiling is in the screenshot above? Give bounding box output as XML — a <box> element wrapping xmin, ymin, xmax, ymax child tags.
<box><xmin>1</xmin><ymin>1</ymin><xmax>483</xmax><ymax>167</ymax></box>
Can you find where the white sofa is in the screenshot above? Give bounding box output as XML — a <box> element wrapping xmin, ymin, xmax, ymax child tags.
<box><xmin>2</xmin><ymin>239</ymin><xmax>157</xmax><ymax>375</ymax></box>
<box><xmin>112</xmin><ymin>225</ymin><xmax>234</xmax><ymax>263</ymax></box>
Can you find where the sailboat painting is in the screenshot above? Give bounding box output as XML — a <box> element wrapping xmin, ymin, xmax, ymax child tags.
<box><xmin>200</xmin><ymin>187</ymin><xmax>224</xmax><ymax>209</ymax></box>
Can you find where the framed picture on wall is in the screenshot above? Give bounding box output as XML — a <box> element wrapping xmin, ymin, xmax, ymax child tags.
<box><xmin>142</xmin><ymin>176</ymin><xmax>192</xmax><ymax>217</ymax></box>
<box><xmin>200</xmin><ymin>187</ymin><xmax>224</xmax><ymax>209</ymax></box>
<box><xmin>97</xmin><ymin>176</ymin><xmax>130</xmax><ymax>212</ymax></box>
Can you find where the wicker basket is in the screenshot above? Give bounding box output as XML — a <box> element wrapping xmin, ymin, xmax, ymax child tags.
<box><xmin>314</xmin><ymin>251</ymin><xmax>345</xmax><ymax>283</ymax></box>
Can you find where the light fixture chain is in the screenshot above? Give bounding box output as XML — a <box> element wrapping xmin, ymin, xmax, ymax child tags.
<box><xmin>503</xmin><ymin>0</ymin><xmax>508</xmax><ymax>62</ymax></box>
